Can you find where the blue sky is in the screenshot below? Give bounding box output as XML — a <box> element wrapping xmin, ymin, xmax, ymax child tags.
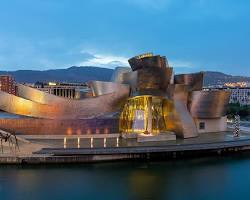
<box><xmin>0</xmin><ymin>0</ymin><xmax>250</xmax><ymax>75</ymax></box>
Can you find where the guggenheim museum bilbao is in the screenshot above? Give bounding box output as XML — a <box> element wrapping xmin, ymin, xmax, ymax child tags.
<box><xmin>0</xmin><ymin>53</ymin><xmax>231</xmax><ymax>140</ymax></box>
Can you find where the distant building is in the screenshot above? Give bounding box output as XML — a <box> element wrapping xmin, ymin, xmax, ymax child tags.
<box><xmin>224</xmin><ymin>82</ymin><xmax>250</xmax><ymax>88</ymax></box>
<box><xmin>0</xmin><ymin>75</ymin><xmax>17</xmax><ymax>95</ymax></box>
<box><xmin>33</xmin><ymin>82</ymin><xmax>91</xmax><ymax>99</ymax></box>
<box><xmin>204</xmin><ymin>86</ymin><xmax>250</xmax><ymax>106</ymax></box>
<box><xmin>229</xmin><ymin>87</ymin><xmax>250</xmax><ymax>105</ymax></box>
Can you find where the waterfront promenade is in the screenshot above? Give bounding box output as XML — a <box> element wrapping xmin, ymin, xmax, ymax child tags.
<box><xmin>1</xmin><ymin>127</ymin><xmax>250</xmax><ymax>164</ymax></box>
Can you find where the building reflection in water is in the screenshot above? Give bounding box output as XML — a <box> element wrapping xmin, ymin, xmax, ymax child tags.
<box><xmin>126</xmin><ymin>160</ymin><xmax>228</xmax><ymax>200</ymax></box>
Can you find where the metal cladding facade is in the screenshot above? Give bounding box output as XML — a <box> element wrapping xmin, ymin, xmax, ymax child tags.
<box><xmin>119</xmin><ymin>53</ymin><xmax>230</xmax><ymax>138</ymax></box>
<box><xmin>124</xmin><ymin>56</ymin><xmax>173</xmax><ymax>96</ymax></box>
<box><xmin>165</xmin><ymin>84</ymin><xmax>198</xmax><ymax>138</ymax></box>
<box><xmin>188</xmin><ymin>91</ymin><xmax>231</xmax><ymax>119</ymax></box>
<box><xmin>0</xmin><ymin>84</ymin><xmax>130</xmax><ymax>119</ymax></box>
<box><xmin>0</xmin><ymin>90</ymin><xmax>60</xmax><ymax>119</ymax></box>
<box><xmin>167</xmin><ymin>84</ymin><xmax>189</xmax><ymax>105</ymax></box>
<box><xmin>166</xmin><ymin>100</ymin><xmax>199</xmax><ymax>138</ymax></box>
<box><xmin>0</xmin><ymin>52</ymin><xmax>231</xmax><ymax>137</ymax></box>
<box><xmin>128</xmin><ymin>53</ymin><xmax>169</xmax><ymax>71</ymax></box>
<box><xmin>120</xmin><ymin>53</ymin><xmax>200</xmax><ymax>138</ymax></box>
<box><xmin>174</xmin><ymin>72</ymin><xmax>204</xmax><ymax>91</ymax></box>
<box><xmin>17</xmin><ymin>83</ymin><xmax>65</xmax><ymax>105</ymax></box>
<box><xmin>89</xmin><ymin>81</ymin><xmax>129</xmax><ymax>97</ymax></box>
<box><xmin>110</xmin><ymin>67</ymin><xmax>132</xmax><ymax>83</ymax></box>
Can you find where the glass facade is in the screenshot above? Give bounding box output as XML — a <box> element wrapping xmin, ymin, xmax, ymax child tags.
<box><xmin>119</xmin><ymin>95</ymin><xmax>173</xmax><ymax>135</ymax></box>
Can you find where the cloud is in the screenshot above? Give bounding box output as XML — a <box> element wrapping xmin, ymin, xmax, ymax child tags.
<box><xmin>168</xmin><ymin>60</ymin><xmax>195</xmax><ymax>68</ymax></box>
<box><xmin>78</xmin><ymin>51</ymin><xmax>129</xmax><ymax>68</ymax></box>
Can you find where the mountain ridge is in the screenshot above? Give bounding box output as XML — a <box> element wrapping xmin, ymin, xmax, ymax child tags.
<box><xmin>1</xmin><ymin>66</ymin><xmax>250</xmax><ymax>86</ymax></box>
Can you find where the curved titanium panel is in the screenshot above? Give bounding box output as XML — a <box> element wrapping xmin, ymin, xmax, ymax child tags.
<box><xmin>89</xmin><ymin>81</ymin><xmax>130</xmax><ymax>97</ymax></box>
<box><xmin>128</xmin><ymin>55</ymin><xmax>169</xmax><ymax>71</ymax></box>
<box><xmin>17</xmin><ymin>83</ymin><xmax>66</xmax><ymax>105</ymax></box>
<box><xmin>167</xmin><ymin>84</ymin><xmax>189</xmax><ymax>105</ymax></box>
<box><xmin>165</xmin><ymin>100</ymin><xmax>198</xmax><ymax>138</ymax></box>
<box><xmin>122</xmin><ymin>71</ymin><xmax>138</xmax><ymax>92</ymax></box>
<box><xmin>174</xmin><ymin>72</ymin><xmax>204</xmax><ymax>91</ymax></box>
<box><xmin>122</xmin><ymin>67</ymin><xmax>173</xmax><ymax>95</ymax></box>
<box><xmin>18</xmin><ymin>82</ymin><xmax>129</xmax><ymax>105</ymax></box>
<box><xmin>137</xmin><ymin>67</ymin><xmax>172</xmax><ymax>92</ymax></box>
<box><xmin>189</xmin><ymin>91</ymin><xmax>231</xmax><ymax>118</ymax></box>
<box><xmin>0</xmin><ymin>90</ymin><xmax>60</xmax><ymax>119</ymax></box>
<box><xmin>110</xmin><ymin>67</ymin><xmax>132</xmax><ymax>83</ymax></box>
<box><xmin>0</xmin><ymin>85</ymin><xmax>129</xmax><ymax>119</ymax></box>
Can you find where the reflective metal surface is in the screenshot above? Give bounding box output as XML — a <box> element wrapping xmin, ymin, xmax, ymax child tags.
<box><xmin>0</xmin><ymin>90</ymin><xmax>59</xmax><ymax>119</ymax></box>
<box><xmin>122</xmin><ymin>71</ymin><xmax>138</xmax><ymax>93</ymax></box>
<box><xmin>137</xmin><ymin>67</ymin><xmax>172</xmax><ymax>91</ymax></box>
<box><xmin>174</xmin><ymin>72</ymin><xmax>204</xmax><ymax>91</ymax></box>
<box><xmin>89</xmin><ymin>81</ymin><xmax>129</xmax><ymax>97</ymax></box>
<box><xmin>164</xmin><ymin>100</ymin><xmax>198</xmax><ymax>138</ymax></box>
<box><xmin>169</xmin><ymin>100</ymin><xmax>198</xmax><ymax>138</ymax></box>
<box><xmin>17</xmin><ymin>83</ymin><xmax>65</xmax><ymax>105</ymax></box>
<box><xmin>128</xmin><ymin>54</ymin><xmax>169</xmax><ymax>71</ymax></box>
<box><xmin>165</xmin><ymin>84</ymin><xmax>198</xmax><ymax>138</ymax></box>
<box><xmin>122</xmin><ymin>67</ymin><xmax>173</xmax><ymax>95</ymax></box>
<box><xmin>167</xmin><ymin>84</ymin><xmax>189</xmax><ymax>105</ymax></box>
<box><xmin>0</xmin><ymin>85</ymin><xmax>129</xmax><ymax>119</ymax></box>
<box><xmin>188</xmin><ymin>91</ymin><xmax>231</xmax><ymax>118</ymax></box>
<box><xmin>110</xmin><ymin>67</ymin><xmax>132</xmax><ymax>83</ymax></box>
<box><xmin>0</xmin><ymin>52</ymin><xmax>232</xmax><ymax>138</ymax></box>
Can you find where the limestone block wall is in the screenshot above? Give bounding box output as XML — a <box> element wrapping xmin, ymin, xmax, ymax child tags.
<box><xmin>194</xmin><ymin>116</ymin><xmax>227</xmax><ymax>133</ymax></box>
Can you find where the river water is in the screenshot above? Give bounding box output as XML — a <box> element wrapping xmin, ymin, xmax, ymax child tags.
<box><xmin>1</xmin><ymin>156</ymin><xmax>250</xmax><ymax>200</ymax></box>
<box><xmin>1</xmin><ymin>111</ymin><xmax>250</xmax><ymax>199</ymax></box>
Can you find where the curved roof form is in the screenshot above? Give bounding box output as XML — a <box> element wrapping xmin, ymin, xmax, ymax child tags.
<box><xmin>188</xmin><ymin>91</ymin><xmax>231</xmax><ymax>118</ymax></box>
<box><xmin>0</xmin><ymin>84</ymin><xmax>129</xmax><ymax>119</ymax></box>
<box><xmin>17</xmin><ymin>83</ymin><xmax>66</xmax><ymax>105</ymax></box>
<box><xmin>0</xmin><ymin>90</ymin><xmax>60</xmax><ymax>119</ymax></box>
<box><xmin>89</xmin><ymin>81</ymin><xmax>130</xmax><ymax>97</ymax></box>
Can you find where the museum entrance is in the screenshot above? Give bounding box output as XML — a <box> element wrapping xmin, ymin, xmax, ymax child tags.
<box><xmin>119</xmin><ymin>95</ymin><xmax>172</xmax><ymax>135</ymax></box>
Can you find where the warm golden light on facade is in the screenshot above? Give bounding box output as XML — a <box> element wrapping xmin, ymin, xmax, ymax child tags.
<box><xmin>76</xmin><ymin>129</ymin><xmax>82</xmax><ymax>135</ymax></box>
<box><xmin>67</xmin><ymin>127</ymin><xmax>72</xmax><ymax>135</ymax></box>
<box><xmin>95</xmin><ymin>128</ymin><xmax>100</xmax><ymax>134</ymax></box>
<box><xmin>135</xmin><ymin>52</ymin><xmax>153</xmax><ymax>60</ymax></box>
<box><xmin>119</xmin><ymin>95</ymin><xmax>172</xmax><ymax>135</ymax></box>
<box><xmin>104</xmin><ymin>128</ymin><xmax>109</xmax><ymax>134</ymax></box>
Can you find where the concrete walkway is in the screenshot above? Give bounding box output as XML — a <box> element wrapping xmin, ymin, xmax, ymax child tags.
<box><xmin>1</xmin><ymin>129</ymin><xmax>250</xmax><ymax>164</ymax></box>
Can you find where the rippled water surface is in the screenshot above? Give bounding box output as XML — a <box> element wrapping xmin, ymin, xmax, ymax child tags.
<box><xmin>1</xmin><ymin>156</ymin><xmax>250</xmax><ymax>200</ymax></box>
